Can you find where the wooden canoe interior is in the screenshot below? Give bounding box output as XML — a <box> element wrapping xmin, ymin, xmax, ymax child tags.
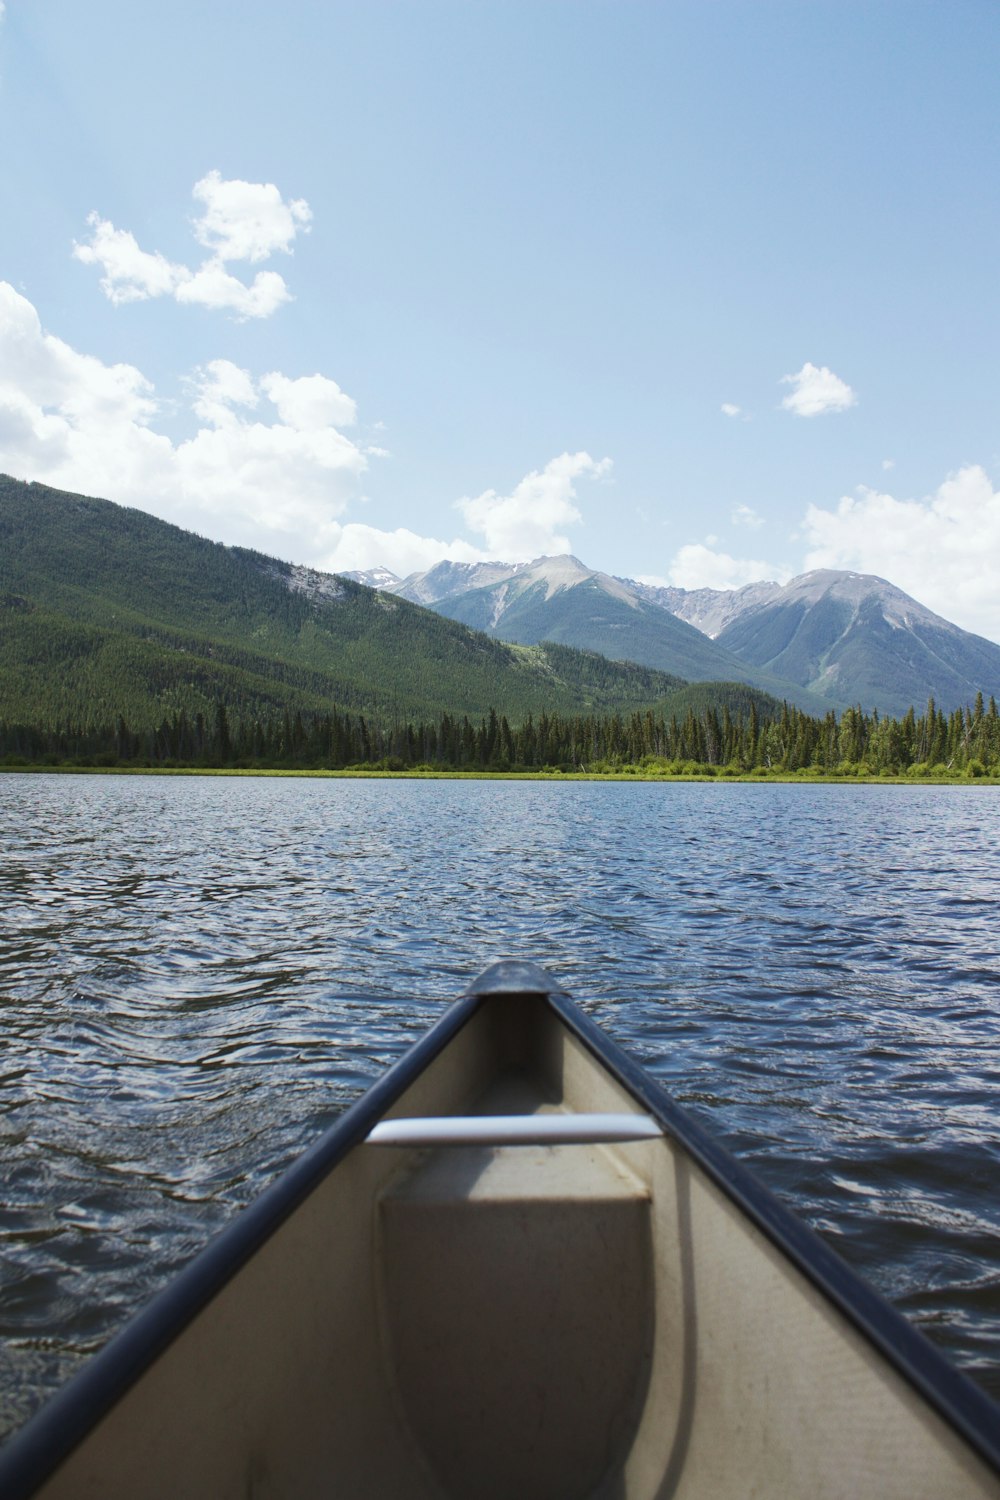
<box><xmin>32</xmin><ymin>995</ymin><xmax>1000</xmax><ymax>1499</ymax></box>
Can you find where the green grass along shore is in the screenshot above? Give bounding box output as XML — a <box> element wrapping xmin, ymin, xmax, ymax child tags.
<box><xmin>4</xmin><ymin>764</ymin><xmax>998</xmax><ymax>785</ymax></box>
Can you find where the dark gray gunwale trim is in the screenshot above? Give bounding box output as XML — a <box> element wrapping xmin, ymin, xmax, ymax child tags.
<box><xmin>0</xmin><ymin>990</ymin><xmax>481</xmax><ymax>1499</ymax></box>
<box><xmin>2</xmin><ymin>962</ymin><xmax>999</xmax><ymax>1493</ymax></box>
<box><xmin>547</xmin><ymin>988</ymin><xmax>1000</xmax><ymax>1479</ymax></box>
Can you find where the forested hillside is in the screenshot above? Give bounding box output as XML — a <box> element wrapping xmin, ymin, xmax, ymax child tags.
<box><xmin>7</xmin><ymin>477</ymin><xmax>995</xmax><ymax>780</ymax></box>
<box><xmin>0</xmin><ymin>476</ymin><xmax>773</xmax><ymax>729</ymax></box>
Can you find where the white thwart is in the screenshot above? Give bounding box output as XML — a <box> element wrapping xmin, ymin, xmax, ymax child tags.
<box><xmin>366</xmin><ymin>1112</ymin><xmax>663</xmax><ymax>1146</ymax></box>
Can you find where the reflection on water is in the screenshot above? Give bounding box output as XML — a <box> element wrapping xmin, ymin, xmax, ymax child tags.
<box><xmin>1</xmin><ymin>773</ymin><xmax>999</xmax><ymax>1440</ymax></box>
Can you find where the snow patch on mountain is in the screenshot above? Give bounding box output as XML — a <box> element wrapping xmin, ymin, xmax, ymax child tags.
<box><xmin>340</xmin><ymin>566</ymin><xmax>401</xmax><ymax>591</ymax></box>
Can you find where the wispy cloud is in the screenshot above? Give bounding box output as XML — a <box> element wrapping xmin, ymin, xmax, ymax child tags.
<box><xmin>731</xmin><ymin>504</ymin><xmax>764</xmax><ymax>529</ymax></box>
<box><xmin>73</xmin><ymin>172</ymin><xmax>310</xmax><ymax>320</ymax></box>
<box><xmin>721</xmin><ymin>402</ymin><xmax>742</xmax><ymax>418</ymax></box>
<box><xmin>780</xmin><ymin>362</ymin><xmax>857</xmax><ymax>417</ymax></box>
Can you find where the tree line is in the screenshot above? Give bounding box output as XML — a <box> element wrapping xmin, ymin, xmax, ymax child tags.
<box><xmin>3</xmin><ymin>693</ymin><xmax>1000</xmax><ymax>776</ymax></box>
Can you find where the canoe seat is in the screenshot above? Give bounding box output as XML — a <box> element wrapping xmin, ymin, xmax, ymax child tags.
<box><xmin>378</xmin><ymin>1119</ymin><xmax>654</xmax><ymax>1500</ymax></box>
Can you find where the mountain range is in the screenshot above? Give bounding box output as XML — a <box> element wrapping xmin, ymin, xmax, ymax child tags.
<box><xmin>0</xmin><ymin>476</ymin><xmax>778</xmax><ymax>732</ymax></box>
<box><xmin>344</xmin><ymin>556</ymin><xmax>832</xmax><ymax>714</ymax></box>
<box><xmin>347</xmin><ymin>556</ymin><xmax>1000</xmax><ymax>718</ymax></box>
<box><xmin>5</xmin><ymin>473</ymin><xmax>996</xmax><ymax>733</ymax></box>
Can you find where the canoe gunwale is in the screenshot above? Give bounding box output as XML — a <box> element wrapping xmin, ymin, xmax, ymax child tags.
<box><xmin>3</xmin><ymin>961</ymin><xmax>1000</xmax><ymax>1495</ymax></box>
<box><xmin>548</xmin><ymin>988</ymin><xmax>1000</xmax><ymax>1480</ymax></box>
<box><xmin>0</xmin><ymin>989</ymin><xmax>484</xmax><ymax>1500</ymax></box>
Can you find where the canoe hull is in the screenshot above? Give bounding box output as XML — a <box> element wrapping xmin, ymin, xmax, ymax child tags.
<box><xmin>4</xmin><ymin>968</ymin><xmax>999</xmax><ymax>1498</ymax></box>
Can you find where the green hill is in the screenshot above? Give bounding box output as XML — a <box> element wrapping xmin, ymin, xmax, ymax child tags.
<box><xmin>0</xmin><ymin>476</ymin><xmax>783</xmax><ymax>732</ymax></box>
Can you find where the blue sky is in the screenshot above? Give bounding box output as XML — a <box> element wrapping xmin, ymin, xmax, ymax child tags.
<box><xmin>2</xmin><ymin>1</ymin><xmax>999</xmax><ymax>638</ymax></box>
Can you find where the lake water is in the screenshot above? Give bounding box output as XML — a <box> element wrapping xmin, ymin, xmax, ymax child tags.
<box><xmin>2</xmin><ymin>772</ymin><xmax>1000</xmax><ymax>1442</ymax></box>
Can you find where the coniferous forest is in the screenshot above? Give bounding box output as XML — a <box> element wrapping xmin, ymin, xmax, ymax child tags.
<box><xmin>3</xmin><ymin>476</ymin><xmax>1000</xmax><ymax>779</ymax></box>
<box><xmin>3</xmin><ymin>693</ymin><xmax>999</xmax><ymax>777</ymax></box>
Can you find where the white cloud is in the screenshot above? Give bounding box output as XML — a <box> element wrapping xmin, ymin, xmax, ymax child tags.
<box><xmin>72</xmin><ymin>214</ymin><xmax>188</xmax><ymax>304</ymax></box>
<box><xmin>668</xmin><ymin>543</ymin><xmax>786</xmax><ymax>592</ymax></box>
<box><xmin>175</xmin><ymin>262</ymin><xmax>291</xmax><ymax>319</ymax></box>
<box><xmin>189</xmin><ymin>358</ymin><xmax>258</xmax><ymax>426</ymax></box>
<box><xmin>191</xmin><ymin>170</ymin><xmax>312</xmax><ymax>263</ymax></box>
<box><xmin>0</xmin><ymin>285</ymin><xmax>621</xmax><ymax>586</ymax></box>
<box><xmin>0</xmin><ymin>281</ymin><xmax>161</xmax><ymax>472</ymax></box>
<box><xmin>260</xmin><ymin>371</ymin><xmax>356</xmax><ymax>431</ymax></box>
<box><xmin>882</xmin><ymin>458</ymin><xmax>895</xmax><ymax>470</ymax></box>
<box><xmin>803</xmin><ymin>465</ymin><xmax>1000</xmax><ymax>642</ymax></box>
<box><xmin>0</xmin><ymin>282</ymin><xmax>366</xmax><ymax>558</ymax></box>
<box><xmin>780</xmin><ymin>362</ymin><xmax>857</xmax><ymax>417</ymax></box>
<box><xmin>320</xmin><ymin>524</ymin><xmax>486</xmax><ymax>578</ymax></box>
<box><xmin>731</xmin><ymin>504</ymin><xmax>763</xmax><ymax>529</ymax></box>
<box><xmin>721</xmin><ymin>403</ymin><xmax>742</xmax><ymax>418</ymax></box>
<box><xmin>73</xmin><ymin>171</ymin><xmax>310</xmax><ymax>320</ymax></box>
<box><xmin>456</xmin><ymin>451</ymin><xmax>611</xmax><ymax>559</ymax></box>
<box><xmin>318</xmin><ymin>449</ymin><xmax>618</xmax><ymax>576</ymax></box>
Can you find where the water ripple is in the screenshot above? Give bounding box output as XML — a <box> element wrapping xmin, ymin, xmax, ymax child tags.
<box><xmin>2</xmin><ymin>774</ymin><xmax>1000</xmax><ymax>1440</ymax></box>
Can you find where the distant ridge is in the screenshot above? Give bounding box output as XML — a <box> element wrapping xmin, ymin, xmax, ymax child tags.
<box><xmin>622</xmin><ymin>577</ymin><xmax>783</xmax><ymax>639</ymax></box>
<box><xmin>354</xmin><ymin>555</ymin><xmax>838</xmax><ymax>714</ymax></box>
<box><xmin>358</xmin><ymin>555</ymin><xmax>1000</xmax><ymax>716</ymax></box>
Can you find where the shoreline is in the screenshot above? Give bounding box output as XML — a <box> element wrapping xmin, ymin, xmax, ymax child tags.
<box><xmin>2</xmin><ymin>765</ymin><xmax>999</xmax><ymax>786</ymax></box>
